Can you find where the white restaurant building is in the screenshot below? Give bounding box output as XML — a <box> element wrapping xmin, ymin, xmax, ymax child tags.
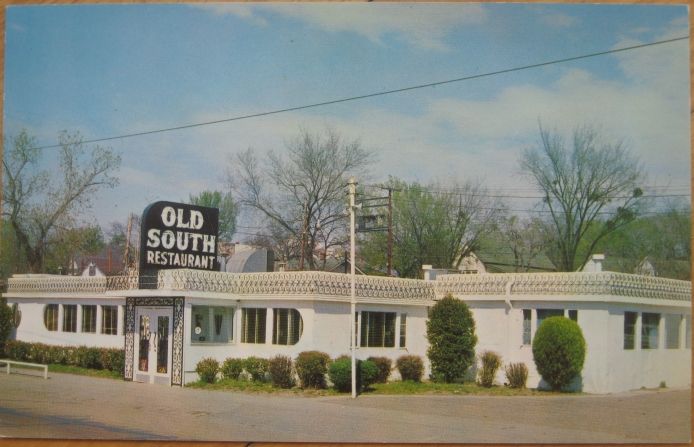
<box><xmin>3</xmin><ymin>265</ymin><xmax>690</xmax><ymax>393</ymax></box>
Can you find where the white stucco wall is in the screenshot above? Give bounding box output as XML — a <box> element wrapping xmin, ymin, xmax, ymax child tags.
<box><xmin>6</xmin><ymin>297</ymin><xmax>125</xmax><ymax>349</ymax></box>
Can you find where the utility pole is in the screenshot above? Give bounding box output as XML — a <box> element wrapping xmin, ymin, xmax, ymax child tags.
<box><xmin>387</xmin><ymin>187</ymin><xmax>393</xmax><ymax>277</ymax></box>
<box><xmin>348</xmin><ymin>177</ymin><xmax>358</xmax><ymax>399</ymax></box>
<box><xmin>299</xmin><ymin>202</ymin><xmax>308</xmax><ymax>270</ymax></box>
<box><xmin>123</xmin><ymin>213</ymin><xmax>133</xmax><ymax>273</ymax></box>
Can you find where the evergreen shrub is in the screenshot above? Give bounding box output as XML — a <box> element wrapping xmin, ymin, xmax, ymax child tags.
<box><xmin>4</xmin><ymin>340</ymin><xmax>124</xmax><ymax>372</ymax></box>
<box><xmin>268</xmin><ymin>355</ymin><xmax>295</xmax><ymax>388</ymax></box>
<box><xmin>478</xmin><ymin>351</ymin><xmax>502</xmax><ymax>387</ymax></box>
<box><xmin>221</xmin><ymin>358</ymin><xmax>245</xmax><ymax>380</ymax></box>
<box><xmin>367</xmin><ymin>356</ymin><xmax>392</xmax><ymax>383</ymax></box>
<box><xmin>396</xmin><ymin>355</ymin><xmax>424</xmax><ymax>382</ymax></box>
<box><xmin>532</xmin><ymin>316</ymin><xmax>586</xmax><ymax>391</ymax></box>
<box><xmin>426</xmin><ymin>295</ymin><xmax>477</xmax><ymax>383</ymax></box>
<box><xmin>244</xmin><ymin>357</ymin><xmax>269</xmax><ymax>382</ymax></box>
<box><xmin>328</xmin><ymin>357</ymin><xmax>379</xmax><ymax>392</ymax></box>
<box><xmin>0</xmin><ymin>299</ymin><xmax>12</xmax><ymax>356</ymax></box>
<box><xmin>195</xmin><ymin>357</ymin><xmax>219</xmax><ymax>383</ymax></box>
<box><xmin>504</xmin><ymin>362</ymin><xmax>528</xmax><ymax>389</ymax></box>
<box><xmin>295</xmin><ymin>351</ymin><xmax>331</xmax><ymax>389</ymax></box>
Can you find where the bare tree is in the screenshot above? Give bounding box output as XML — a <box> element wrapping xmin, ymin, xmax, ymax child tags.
<box><xmin>2</xmin><ymin>130</ymin><xmax>120</xmax><ymax>273</ymax></box>
<box><xmin>521</xmin><ymin>124</ymin><xmax>644</xmax><ymax>271</ymax></box>
<box><xmin>231</xmin><ymin>128</ymin><xmax>374</xmax><ymax>270</ymax></box>
<box><xmin>499</xmin><ymin>216</ymin><xmax>546</xmax><ymax>272</ymax></box>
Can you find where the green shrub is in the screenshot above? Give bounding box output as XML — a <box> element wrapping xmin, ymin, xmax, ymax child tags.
<box><xmin>367</xmin><ymin>356</ymin><xmax>392</xmax><ymax>383</ymax></box>
<box><xmin>396</xmin><ymin>355</ymin><xmax>424</xmax><ymax>382</ymax></box>
<box><xmin>221</xmin><ymin>358</ymin><xmax>245</xmax><ymax>380</ymax></box>
<box><xmin>2</xmin><ymin>341</ymin><xmax>123</xmax><ymax>373</ymax></box>
<box><xmin>328</xmin><ymin>357</ymin><xmax>352</xmax><ymax>392</ymax></box>
<box><xmin>0</xmin><ymin>299</ymin><xmax>13</xmax><ymax>356</ymax></box>
<box><xmin>5</xmin><ymin>340</ymin><xmax>29</xmax><ymax>361</ymax></box>
<box><xmin>268</xmin><ymin>355</ymin><xmax>294</xmax><ymax>388</ymax></box>
<box><xmin>505</xmin><ymin>362</ymin><xmax>528</xmax><ymax>389</ymax></box>
<box><xmin>478</xmin><ymin>351</ymin><xmax>502</xmax><ymax>388</ymax></box>
<box><xmin>195</xmin><ymin>357</ymin><xmax>220</xmax><ymax>383</ymax></box>
<box><xmin>328</xmin><ymin>358</ymin><xmax>379</xmax><ymax>392</ymax></box>
<box><xmin>426</xmin><ymin>295</ymin><xmax>477</xmax><ymax>383</ymax></box>
<box><xmin>295</xmin><ymin>351</ymin><xmax>331</xmax><ymax>389</ymax></box>
<box><xmin>75</xmin><ymin>346</ymin><xmax>102</xmax><ymax>369</ymax></box>
<box><xmin>244</xmin><ymin>357</ymin><xmax>269</xmax><ymax>382</ymax></box>
<box><xmin>532</xmin><ymin>316</ymin><xmax>586</xmax><ymax>391</ymax></box>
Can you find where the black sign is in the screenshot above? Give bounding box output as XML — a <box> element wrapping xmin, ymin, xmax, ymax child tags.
<box><xmin>139</xmin><ymin>201</ymin><xmax>219</xmax><ymax>288</ymax></box>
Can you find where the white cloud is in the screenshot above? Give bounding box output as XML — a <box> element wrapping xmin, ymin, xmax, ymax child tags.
<box><xmin>195</xmin><ymin>3</ymin><xmax>487</xmax><ymax>51</ymax></box>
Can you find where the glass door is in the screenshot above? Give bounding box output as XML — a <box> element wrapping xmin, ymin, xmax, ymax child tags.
<box><xmin>134</xmin><ymin>307</ymin><xmax>173</xmax><ymax>385</ymax></box>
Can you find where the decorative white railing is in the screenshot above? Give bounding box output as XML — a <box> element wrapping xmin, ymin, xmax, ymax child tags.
<box><xmin>5</xmin><ymin>270</ymin><xmax>690</xmax><ymax>303</ymax></box>
<box><xmin>157</xmin><ymin>269</ymin><xmax>437</xmax><ymax>300</ymax></box>
<box><xmin>435</xmin><ymin>272</ymin><xmax>692</xmax><ymax>302</ymax></box>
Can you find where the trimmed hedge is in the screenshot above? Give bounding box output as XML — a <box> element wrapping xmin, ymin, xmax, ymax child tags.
<box><xmin>221</xmin><ymin>358</ymin><xmax>245</xmax><ymax>380</ymax></box>
<box><xmin>532</xmin><ymin>316</ymin><xmax>586</xmax><ymax>391</ymax></box>
<box><xmin>4</xmin><ymin>340</ymin><xmax>124</xmax><ymax>373</ymax></box>
<box><xmin>196</xmin><ymin>357</ymin><xmax>219</xmax><ymax>383</ymax></box>
<box><xmin>396</xmin><ymin>355</ymin><xmax>424</xmax><ymax>382</ymax></box>
<box><xmin>295</xmin><ymin>351</ymin><xmax>331</xmax><ymax>389</ymax></box>
<box><xmin>367</xmin><ymin>356</ymin><xmax>392</xmax><ymax>383</ymax></box>
<box><xmin>328</xmin><ymin>357</ymin><xmax>378</xmax><ymax>392</ymax></box>
<box><xmin>268</xmin><ymin>355</ymin><xmax>294</xmax><ymax>388</ymax></box>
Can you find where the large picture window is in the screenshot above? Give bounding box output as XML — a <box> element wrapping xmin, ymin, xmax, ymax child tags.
<box><xmin>624</xmin><ymin>311</ymin><xmax>637</xmax><ymax>350</ymax></box>
<box><xmin>191</xmin><ymin>306</ymin><xmax>234</xmax><ymax>343</ymax></box>
<box><xmin>241</xmin><ymin>308</ymin><xmax>267</xmax><ymax>344</ymax></box>
<box><xmin>44</xmin><ymin>304</ymin><xmax>58</xmax><ymax>331</ymax></box>
<box><xmin>81</xmin><ymin>305</ymin><xmax>97</xmax><ymax>333</ymax></box>
<box><xmin>641</xmin><ymin>313</ymin><xmax>660</xmax><ymax>349</ymax></box>
<box><xmin>360</xmin><ymin>311</ymin><xmax>396</xmax><ymax>348</ymax></box>
<box><xmin>272</xmin><ymin>308</ymin><xmax>303</xmax><ymax>345</ymax></box>
<box><xmin>62</xmin><ymin>305</ymin><xmax>77</xmax><ymax>333</ymax></box>
<box><xmin>101</xmin><ymin>305</ymin><xmax>118</xmax><ymax>335</ymax></box>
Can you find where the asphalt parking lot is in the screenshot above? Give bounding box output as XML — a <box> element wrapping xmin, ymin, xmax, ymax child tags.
<box><xmin>0</xmin><ymin>371</ymin><xmax>690</xmax><ymax>443</ymax></box>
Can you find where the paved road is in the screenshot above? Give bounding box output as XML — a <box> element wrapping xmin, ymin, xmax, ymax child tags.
<box><xmin>0</xmin><ymin>371</ymin><xmax>690</xmax><ymax>443</ymax></box>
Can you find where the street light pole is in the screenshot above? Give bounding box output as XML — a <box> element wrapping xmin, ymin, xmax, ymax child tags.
<box><xmin>348</xmin><ymin>177</ymin><xmax>358</xmax><ymax>398</ymax></box>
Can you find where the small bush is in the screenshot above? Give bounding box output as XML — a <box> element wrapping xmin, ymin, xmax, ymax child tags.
<box><xmin>196</xmin><ymin>357</ymin><xmax>220</xmax><ymax>383</ymax></box>
<box><xmin>329</xmin><ymin>358</ymin><xmax>379</xmax><ymax>392</ymax></box>
<box><xmin>359</xmin><ymin>360</ymin><xmax>379</xmax><ymax>390</ymax></box>
<box><xmin>6</xmin><ymin>340</ymin><xmax>29</xmax><ymax>361</ymax></box>
<box><xmin>103</xmin><ymin>349</ymin><xmax>125</xmax><ymax>374</ymax></box>
<box><xmin>478</xmin><ymin>351</ymin><xmax>502</xmax><ymax>388</ymax></box>
<box><xmin>505</xmin><ymin>362</ymin><xmax>528</xmax><ymax>389</ymax></box>
<box><xmin>268</xmin><ymin>355</ymin><xmax>295</xmax><ymax>389</ymax></box>
<box><xmin>295</xmin><ymin>351</ymin><xmax>331</xmax><ymax>389</ymax></box>
<box><xmin>367</xmin><ymin>356</ymin><xmax>392</xmax><ymax>383</ymax></box>
<box><xmin>533</xmin><ymin>316</ymin><xmax>586</xmax><ymax>391</ymax></box>
<box><xmin>221</xmin><ymin>358</ymin><xmax>245</xmax><ymax>380</ymax></box>
<box><xmin>396</xmin><ymin>355</ymin><xmax>424</xmax><ymax>382</ymax></box>
<box><xmin>75</xmin><ymin>346</ymin><xmax>102</xmax><ymax>369</ymax></box>
<box><xmin>244</xmin><ymin>357</ymin><xmax>269</xmax><ymax>382</ymax></box>
<box><xmin>0</xmin><ymin>299</ymin><xmax>12</xmax><ymax>356</ymax></box>
<box><xmin>328</xmin><ymin>357</ymin><xmax>352</xmax><ymax>392</ymax></box>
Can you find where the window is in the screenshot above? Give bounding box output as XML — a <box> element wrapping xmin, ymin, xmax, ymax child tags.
<box><xmin>241</xmin><ymin>308</ymin><xmax>267</xmax><ymax>344</ymax></box>
<box><xmin>399</xmin><ymin>314</ymin><xmax>407</xmax><ymax>347</ymax></box>
<box><xmin>62</xmin><ymin>305</ymin><xmax>77</xmax><ymax>333</ymax></box>
<box><xmin>624</xmin><ymin>311</ymin><xmax>637</xmax><ymax>350</ymax></box>
<box><xmin>665</xmin><ymin>314</ymin><xmax>681</xmax><ymax>349</ymax></box>
<box><xmin>272</xmin><ymin>308</ymin><xmax>303</xmax><ymax>345</ymax></box>
<box><xmin>522</xmin><ymin>309</ymin><xmax>531</xmax><ymax>345</ymax></box>
<box><xmin>568</xmin><ymin>310</ymin><xmax>578</xmax><ymax>322</ymax></box>
<box><xmin>536</xmin><ymin>309</ymin><xmax>564</xmax><ymax>330</ymax></box>
<box><xmin>44</xmin><ymin>304</ymin><xmax>58</xmax><ymax>331</ymax></box>
<box><xmin>101</xmin><ymin>305</ymin><xmax>118</xmax><ymax>335</ymax></box>
<box><xmin>641</xmin><ymin>313</ymin><xmax>660</xmax><ymax>349</ymax></box>
<box><xmin>191</xmin><ymin>306</ymin><xmax>234</xmax><ymax>343</ymax></box>
<box><xmin>81</xmin><ymin>305</ymin><xmax>97</xmax><ymax>333</ymax></box>
<box><xmin>360</xmin><ymin>311</ymin><xmax>396</xmax><ymax>348</ymax></box>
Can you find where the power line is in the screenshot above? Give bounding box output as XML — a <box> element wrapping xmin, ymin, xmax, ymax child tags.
<box><xmin>29</xmin><ymin>36</ymin><xmax>688</xmax><ymax>151</ymax></box>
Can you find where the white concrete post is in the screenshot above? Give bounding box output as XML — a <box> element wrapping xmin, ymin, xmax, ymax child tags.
<box><xmin>58</xmin><ymin>305</ymin><xmax>65</xmax><ymax>332</ymax></box>
<box><xmin>96</xmin><ymin>305</ymin><xmax>104</xmax><ymax>334</ymax></box>
<box><xmin>76</xmin><ymin>305</ymin><xmax>83</xmax><ymax>333</ymax></box>
<box><xmin>635</xmin><ymin>313</ymin><xmax>642</xmax><ymax>350</ymax></box>
<box><xmin>117</xmin><ymin>305</ymin><xmax>125</xmax><ymax>336</ymax></box>
<box><xmin>348</xmin><ymin>176</ymin><xmax>357</xmax><ymax>399</ymax></box>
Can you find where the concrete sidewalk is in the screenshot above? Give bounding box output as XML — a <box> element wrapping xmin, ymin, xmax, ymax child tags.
<box><xmin>0</xmin><ymin>372</ymin><xmax>690</xmax><ymax>443</ymax></box>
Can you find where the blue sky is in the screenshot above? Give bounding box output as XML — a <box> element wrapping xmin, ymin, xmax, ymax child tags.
<box><xmin>4</xmin><ymin>3</ymin><xmax>690</xmax><ymax>237</ymax></box>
